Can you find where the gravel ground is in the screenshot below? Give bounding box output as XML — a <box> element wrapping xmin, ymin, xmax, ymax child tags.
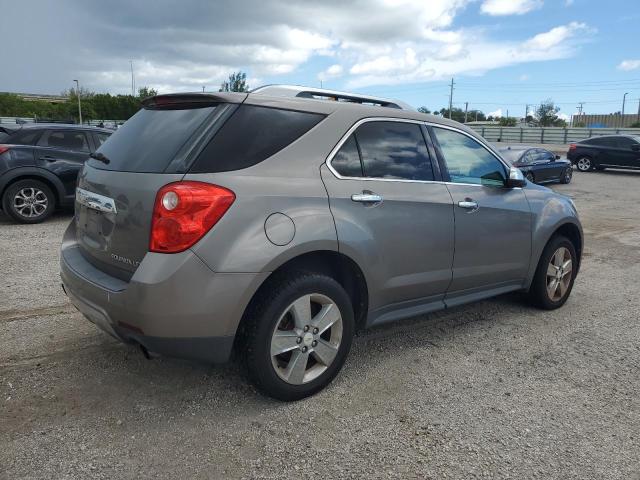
<box><xmin>1</xmin><ymin>170</ymin><xmax>639</xmax><ymax>479</ymax></box>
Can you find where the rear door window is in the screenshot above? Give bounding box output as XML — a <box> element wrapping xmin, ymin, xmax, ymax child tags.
<box><xmin>7</xmin><ymin>129</ymin><xmax>42</xmax><ymax>145</ymax></box>
<box><xmin>190</xmin><ymin>105</ymin><xmax>325</xmax><ymax>173</ymax></box>
<box><xmin>354</xmin><ymin>121</ymin><xmax>434</xmax><ymax>181</ymax></box>
<box><xmin>89</xmin><ymin>105</ymin><xmax>217</xmax><ymax>172</ymax></box>
<box><xmin>38</xmin><ymin>130</ymin><xmax>90</xmax><ymax>152</ymax></box>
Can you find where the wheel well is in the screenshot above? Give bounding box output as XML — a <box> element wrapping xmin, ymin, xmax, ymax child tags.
<box><xmin>1</xmin><ymin>175</ymin><xmax>60</xmax><ymax>207</ymax></box>
<box><xmin>246</xmin><ymin>251</ymin><xmax>369</xmax><ymax>330</ymax></box>
<box><xmin>553</xmin><ymin>223</ymin><xmax>582</xmax><ymax>271</ymax></box>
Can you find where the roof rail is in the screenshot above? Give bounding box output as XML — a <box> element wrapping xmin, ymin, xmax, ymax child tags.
<box><xmin>250</xmin><ymin>84</ymin><xmax>414</xmax><ymax>111</ymax></box>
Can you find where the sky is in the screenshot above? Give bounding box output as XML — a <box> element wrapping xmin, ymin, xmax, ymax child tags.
<box><xmin>1</xmin><ymin>0</ymin><xmax>639</xmax><ymax>118</ymax></box>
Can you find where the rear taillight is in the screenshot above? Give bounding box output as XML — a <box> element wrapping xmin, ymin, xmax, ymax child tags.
<box><xmin>569</xmin><ymin>143</ymin><xmax>577</xmax><ymax>151</ymax></box>
<box><xmin>0</xmin><ymin>145</ymin><xmax>10</xmax><ymax>155</ymax></box>
<box><xmin>150</xmin><ymin>181</ymin><xmax>235</xmax><ymax>253</ymax></box>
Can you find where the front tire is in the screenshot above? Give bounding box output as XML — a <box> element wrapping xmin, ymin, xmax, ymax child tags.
<box><xmin>2</xmin><ymin>179</ymin><xmax>56</xmax><ymax>224</ymax></box>
<box><xmin>560</xmin><ymin>166</ymin><xmax>573</xmax><ymax>184</ymax></box>
<box><xmin>576</xmin><ymin>157</ymin><xmax>592</xmax><ymax>172</ymax></box>
<box><xmin>241</xmin><ymin>272</ymin><xmax>354</xmax><ymax>401</ymax></box>
<box><xmin>525</xmin><ymin>171</ymin><xmax>535</xmax><ymax>183</ymax></box>
<box><xmin>528</xmin><ymin>235</ymin><xmax>577</xmax><ymax>310</ymax></box>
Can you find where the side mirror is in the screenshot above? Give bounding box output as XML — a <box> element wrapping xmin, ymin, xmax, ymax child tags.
<box><xmin>506</xmin><ymin>167</ymin><xmax>526</xmax><ymax>188</ymax></box>
<box><xmin>555</xmin><ymin>154</ymin><xmax>561</xmax><ymax>160</ymax></box>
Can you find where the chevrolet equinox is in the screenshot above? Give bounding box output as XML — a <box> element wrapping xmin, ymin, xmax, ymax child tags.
<box><xmin>60</xmin><ymin>85</ymin><xmax>583</xmax><ymax>400</ymax></box>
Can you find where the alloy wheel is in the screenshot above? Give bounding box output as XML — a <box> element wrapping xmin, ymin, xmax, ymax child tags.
<box><xmin>13</xmin><ymin>187</ymin><xmax>48</xmax><ymax>218</ymax></box>
<box><xmin>576</xmin><ymin>158</ymin><xmax>591</xmax><ymax>171</ymax></box>
<box><xmin>270</xmin><ymin>293</ymin><xmax>343</xmax><ymax>385</ymax></box>
<box><xmin>546</xmin><ymin>247</ymin><xmax>573</xmax><ymax>302</ymax></box>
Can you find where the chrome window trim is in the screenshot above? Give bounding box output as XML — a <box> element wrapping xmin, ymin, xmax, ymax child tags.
<box><xmin>76</xmin><ymin>187</ymin><xmax>117</xmax><ymax>214</ymax></box>
<box><xmin>325</xmin><ymin>117</ymin><xmax>514</xmax><ymax>188</ymax></box>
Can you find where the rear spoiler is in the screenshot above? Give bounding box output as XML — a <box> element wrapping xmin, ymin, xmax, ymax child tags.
<box><xmin>142</xmin><ymin>92</ymin><xmax>248</xmax><ymax>109</ymax></box>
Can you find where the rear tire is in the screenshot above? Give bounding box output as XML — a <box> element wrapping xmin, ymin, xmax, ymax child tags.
<box><xmin>240</xmin><ymin>272</ymin><xmax>354</xmax><ymax>401</ymax></box>
<box><xmin>528</xmin><ymin>235</ymin><xmax>577</xmax><ymax>310</ymax></box>
<box><xmin>2</xmin><ymin>179</ymin><xmax>56</xmax><ymax>224</ymax></box>
<box><xmin>575</xmin><ymin>157</ymin><xmax>593</xmax><ymax>172</ymax></box>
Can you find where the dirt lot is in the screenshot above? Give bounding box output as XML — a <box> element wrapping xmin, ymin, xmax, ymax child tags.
<box><xmin>1</xmin><ymin>170</ymin><xmax>639</xmax><ymax>479</ymax></box>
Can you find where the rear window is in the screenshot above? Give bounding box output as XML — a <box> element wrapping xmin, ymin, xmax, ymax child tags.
<box><xmin>189</xmin><ymin>105</ymin><xmax>325</xmax><ymax>173</ymax></box>
<box><xmin>38</xmin><ymin>130</ymin><xmax>90</xmax><ymax>152</ymax></box>
<box><xmin>88</xmin><ymin>106</ymin><xmax>216</xmax><ymax>172</ymax></box>
<box><xmin>497</xmin><ymin>149</ymin><xmax>525</xmax><ymax>164</ymax></box>
<box><xmin>7</xmin><ymin>129</ymin><xmax>42</xmax><ymax>145</ymax></box>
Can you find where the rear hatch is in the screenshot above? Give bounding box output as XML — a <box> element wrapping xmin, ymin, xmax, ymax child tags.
<box><xmin>74</xmin><ymin>94</ymin><xmax>244</xmax><ymax>280</ymax></box>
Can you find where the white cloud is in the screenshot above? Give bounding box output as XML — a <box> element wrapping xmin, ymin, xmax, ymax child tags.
<box><xmin>565</xmin><ymin>0</ymin><xmax>574</xmax><ymax>5</ymax></box>
<box><xmin>519</xmin><ymin>74</ymin><xmax>530</xmax><ymax>81</ymax></box>
<box><xmin>480</xmin><ymin>0</ymin><xmax>543</xmax><ymax>16</ymax></box>
<box><xmin>618</xmin><ymin>59</ymin><xmax>640</xmax><ymax>71</ymax></box>
<box><xmin>488</xmin><ymin>108</ymin><xmax>503</xmax><ymax>118</ymax></box>
<box><xmin>318</xmin><ymin>64</ymin><xmax>344</xmax><ymax>81</ymax></box>
<box><xmin>346</xmin><ymin>21</ymin><xmax>592</xmax><ymax>88</ymax></box>
<box><xmin>1</xmin><ymin>1</ymin><xmax>596</xmax><ymax>94</ymax></box>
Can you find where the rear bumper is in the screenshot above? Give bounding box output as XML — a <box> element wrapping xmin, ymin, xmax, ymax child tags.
<box><xmin>60</xmin><ymin>221</ymin><xmax>268</xmax><ymax>363</ymax></box>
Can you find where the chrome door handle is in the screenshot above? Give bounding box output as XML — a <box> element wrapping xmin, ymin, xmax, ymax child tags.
<box><xmin>351</xmin><ymin>192</ymin><xmax>383</xmax><ymax>204</ymax></box>
<box><xmin>458</xmin><ymin>199</ymin><xmax>479</xmax><ymax>212</ymax></box>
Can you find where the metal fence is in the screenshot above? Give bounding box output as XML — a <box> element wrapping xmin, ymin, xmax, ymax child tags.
<box><xmin>468</xmin><ymin>126</ymin><xmax>640</xmax><ymax>145</ymax></box>
<box><xmin>0</xmin><ymin>116</ymin><xmax>123</xmax><ymax>127</ymax></box>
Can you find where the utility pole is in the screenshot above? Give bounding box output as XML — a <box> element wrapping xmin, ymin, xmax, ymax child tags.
<box><xmin>202</xmin><ymin>86</ymin><xmax>205</xmax><ymax>92</ymax></box>
<box><xmin>73</xmin><ymin>79</ymin><xmax>82</xmax><ymax>125</ymax></box>
<box><xmin>464</xmin><ymin>102</ymin><xmax>468</xmax><ymax>123</ymax></box>
<box><xmin>524</xmin><ymin>104</ymin><xmax>529</xmax><ymax>124</ymax></box>
<box><xmin>448</xmin><ymin>78</ymin><xmax>455</xmax><ymax>119</ymax></box>
<box><xmin>622</xmin><ymin>92</ymin><xmax>629</xmax><ymax>128</ymax></box>
<box><xmin>575</xmin><ymin>102</ymin><xmax>584</xmax><ymax>128</ymax></box>
<box><xmin>320</xmin><ymin>80</ymin><xmax>323</xmax><ymax>88</ymax></box>
<box><xmin>637</xmin><ymin>98</ymin><xmax>640</xmax><ymax>123</ymax></box>
<box><xmin>130</xmin><ymin>60</ymin><xmax>135</xmax><ymax>96</ymax></box>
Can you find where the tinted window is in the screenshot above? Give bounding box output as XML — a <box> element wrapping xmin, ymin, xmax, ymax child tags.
<box><xmin>38</xmin><ymin>130</ymin><xmax>89</xmax><ymax>152</ymax></box>
<box><xmin>7</xmin><ymin>129</ymin><xmax>42</xmax><ymax>145</ymax></box>
<box><xmin>530</xmin><ymin>149</ymin><xmax>554</xmax><ymax>162</ymax></box>
<box><xmin>498</xmin><ymin>149</ymin><xmax>526</xmax><ymax>164</ymax></box>
<box><xmin>89</xmin><ymin>105</ymin><xmax>216</xmax><ymax>172</ymax></box>
<box><xmin>432</xmin><ymin>127</ymin><xmax>506</xmax><ymax>186</ymax></box>
<box><xmin>615</xmin><ymin>137</ymin><xmax>636</xmax><ymax>149</ymax></box>
<box><xmin>191</xmin><ymin>105</ymin><xmax>325</xmax><ymax>173</ymax></box>
<box><xmin>594</xmin><ymin>137</ymin><xmax>616</xmax><ymax>147</ymax></box>
<box><xmin>332</xmin><ymin>135</ymin><xmax>363</xmax><ymax>177</ymax></box>
<box><xmin>94</xmin><ymin>132</ymin><xmax>111</xmax><ymax>147</ymax></box>
<box><xmin>354</xmin><ymin>121</ymin><xmax>434</xmax><ymax>181</ymax></box>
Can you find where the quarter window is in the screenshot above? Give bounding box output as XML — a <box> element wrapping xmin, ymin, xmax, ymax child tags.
<box><xmin>432</xmin><ymin>127</ymin><xmax>506</xmax><ymax>187</ymax></box>
<box><xmin>354</xmin><ymin>121</ymin><xmax>434</xmax><ymax>181</ymax></box>
<box><xmin>332</xmin><ymin>135</ymin><xmax>363</xmax><ymax>177</ymax></box>
<box><xmin>94</xmin><ymin>132</ymin><xmax>111</xmax><ymax>147</ymax></box>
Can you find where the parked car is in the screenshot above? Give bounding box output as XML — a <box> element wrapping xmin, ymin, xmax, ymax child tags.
<box><xmin>567</xmin><ymin>135</ymin><xmax>640</xmax><ymax>172</ymax></box>
<box><xmin>0</xmin><ymin>124</ymin><xmax>112</xmax><ymax>223</ymax></box>
<box><xmin>498</xmin><ymin>146</ymin><xmax>573</xmax><ymax>184</ymax></box>
<box><xmin>60</xmin><ymin>86</ymin><xmax>583</xmax><ymax>401</ymax></box>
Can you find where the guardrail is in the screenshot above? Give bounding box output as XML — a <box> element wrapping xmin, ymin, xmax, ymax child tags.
<box><xmin>469</xmin><ymin>126</ymin><xmax>640</xmax><ymax>145</ymax></box>
<box><xmin>0</xmin><ymin>117</ymin><xmax>124</xmax><ymax>126</ymax></box>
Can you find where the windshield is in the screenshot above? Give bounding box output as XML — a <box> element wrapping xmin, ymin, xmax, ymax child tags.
<box><xmin>497</xmin><ymin>149</ymin><xmax>524</xmax><ymax>164</ymax></box>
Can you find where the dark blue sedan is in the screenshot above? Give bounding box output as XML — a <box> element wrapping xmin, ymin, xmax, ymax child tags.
<box><xmin>498</xmin><ymin>146</ymin><xmax>573</xmax><ymax>185</ymax></box>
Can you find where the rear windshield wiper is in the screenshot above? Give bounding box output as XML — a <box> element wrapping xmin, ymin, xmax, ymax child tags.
<box><xmin>89</xmin><ymin>152</ymin><xmax>110</xmax><ymax>164</ymax></box>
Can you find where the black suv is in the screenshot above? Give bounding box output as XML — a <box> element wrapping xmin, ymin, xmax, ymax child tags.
<box><xmin>567</xmin><ymin>135</ymin><xmax>640</xmax><ymax>172</ymax></box>
<box><xmin>0</xmin><ymin>124</ymin><xmax>112</xmax><ymax>223</ymax></box>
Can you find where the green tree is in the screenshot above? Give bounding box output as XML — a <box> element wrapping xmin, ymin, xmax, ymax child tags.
<box><xmin>138</xmin><ymin>87</ymin><xmax>158</xmax><ymax>99</ymax></box>
<box><xmin>499</xmin><ymin>116</ymin><xmax>517</xmax><ymax>127</ymax></box>
<box><xmin>417</xmin><ymin>106</ymin><xmax>431</xmax><ymax>114</ymax></box>
<box><xmin>535</xmin><ymin>99</ymin><xmax>562</xmax><ymax>127</ymax></box>
<box><xmin>219</xmin><ymin>71</ymin><xmax>249</xmax><ymax>92</ymax></box>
